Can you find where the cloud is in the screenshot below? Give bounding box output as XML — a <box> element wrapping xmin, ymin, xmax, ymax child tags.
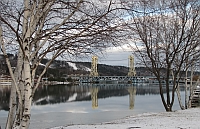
<box><xmin>96</xmin><ymin>45</ymin><xmax>134</xmax><ymax>66</ymax></box>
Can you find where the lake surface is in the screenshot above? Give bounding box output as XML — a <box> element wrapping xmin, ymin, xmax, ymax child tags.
<box><xmin>0</xmin><ymin>83</ymin><xmax>185</xmax><ymax>129</ymax></box>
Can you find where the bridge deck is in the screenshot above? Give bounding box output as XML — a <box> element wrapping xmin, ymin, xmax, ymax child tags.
<box><xmin>79</xmin><ymin>76</ymin><xmax>146</xmax><ymax>83</ymax></box>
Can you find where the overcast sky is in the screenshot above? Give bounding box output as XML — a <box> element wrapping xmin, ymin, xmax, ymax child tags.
<box><xmin>79</xmin><ymin>44</ymin><xmax>135</xmax><ymax>67</ymax></box>
<box><xmin>97</xmin><ymin>51</ymin><xmax>133</xmax><ymax>67</ymax></box>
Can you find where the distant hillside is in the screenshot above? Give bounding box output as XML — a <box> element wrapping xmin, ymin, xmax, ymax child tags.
<box><xmin>97</xmin><ymin>64</ymin><xmax>128</xmax><ymax>76</ymax></box>
<box><xmin>41</xmin><ymin>61</ymin><xmax>131</xmax><ymax>77</ymax></box>
<box><xmin>0</xmin><ymin>54</ymin><xmax>159</xmax><ymax>78</ymax></box>
<box><xmin>43</xmin><ymin>60</ymin><xmax>200</xmax><ymax>79</ymax></box>
<box><xmin>40</xmin><ymin>60</ymin><xmax>152</xmax><ymax>78</ymax></box>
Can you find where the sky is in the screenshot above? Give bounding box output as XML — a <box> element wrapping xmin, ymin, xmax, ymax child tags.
<box><xmin>79</xmin><ymin>44</ymin><xmax>135</xmax><ymax>67</ymax></box>
<box><xmin>96</xmin><ymin>51</ymin><xmax>133</xmax><ymax>67</ymax></box>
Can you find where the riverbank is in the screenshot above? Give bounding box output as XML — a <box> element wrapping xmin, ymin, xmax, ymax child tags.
<box><xmin>52</xmin><ymin>107</ymin><xmax>200</xmax><ymax>129</ymax></box>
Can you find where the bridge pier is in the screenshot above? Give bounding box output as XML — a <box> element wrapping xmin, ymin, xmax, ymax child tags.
<box><xmin>128</xmin><ymin>55</ymin><xmax>136</xmax><ymax>77</ymax></box>
<box><xmin>90</xmin><ymin>56</ymin><xmax>98</xmax><ymax>77</ymax></box>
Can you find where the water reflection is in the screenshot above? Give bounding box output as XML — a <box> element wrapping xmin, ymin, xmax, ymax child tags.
<box><xmin>89</xmin><ymin>85</ymin><xmax>136</xmax><ymax>109</ymax></box>
<box><xmin>0</xmin><ymin>86</ymin><xmax>11</xmax><ymax>111</ymax></box>
<box><xmin>0</xmin><ymin>83</ymin><xmax>185</xmax><ymax>129</ymax></box>
<box><xmin>0</xmin><ymin>83</ymin><xmax>183</xmax><ymax>111</ymax></box>
<box><xmin>90</xmin><ymin>87</ymin><xmax>98</xmax><ymax>109</ymax></box>
<box><xmin>128</xmin><ymin>87</ymin><xmax>136</xmax><ymax>109</ymax></box>
<box><xmin>33</xmin><ymin>84</ymin><xmax>137</xmax><ymax>109</ymax></box>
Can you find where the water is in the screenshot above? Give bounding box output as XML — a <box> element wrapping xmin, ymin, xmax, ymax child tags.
<box><xmin>0</xmin><ymin>83</ymin><xmax>185</xmax><ymax>129</ymax></box>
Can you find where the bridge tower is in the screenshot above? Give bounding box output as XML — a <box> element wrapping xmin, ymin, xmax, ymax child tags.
<box><xmin>128</xmin><ymin>86</ymin><xmax>136</xmax><ymax>109</ymax></box>
<box><xmin>90</xmin><ymin>56</ymin><xmax>99</xmax><ymax>77</ymax></box>
<box><xmin>128</xmin><ymin>55</ymin><xmax>136</xmax><ymax>76</ymax></box>
<box><xmin>90</xmin><ymin>87</ymin><xmax>99</xmax><ymax>109</ymax></box>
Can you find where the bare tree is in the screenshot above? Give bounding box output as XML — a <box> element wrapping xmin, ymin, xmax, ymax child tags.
<box><xmin>0</xmin><ymin>0</ymin><xmax>127</xmax><ymax>128</ymax></box>
<box><xmin>125</xmin><ymin>0</ymin><xmax>200</xmax><ymax>111</ymax></box>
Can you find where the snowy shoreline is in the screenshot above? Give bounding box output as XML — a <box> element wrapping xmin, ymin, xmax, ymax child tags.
<box><xmin>52</xmin><ymin>107</ymin><xmax>200</xmax><ymax>129</ymax></box>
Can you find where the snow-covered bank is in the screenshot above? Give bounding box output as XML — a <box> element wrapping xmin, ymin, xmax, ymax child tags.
<box><xmin>52</xmin><ymin>107</ymin><xmax>200</xmax><ymax>129</ymax></box>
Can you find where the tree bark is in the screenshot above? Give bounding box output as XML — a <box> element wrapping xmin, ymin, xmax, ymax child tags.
<box><xmin>20</xmin><ymin>57</ymin><xmax>32</xmax><ymax>129</ymax></box>
<box><xmin>176</xmin><ymin>83</ymin><xmax>185</xmax><ymax>110</ymax></box>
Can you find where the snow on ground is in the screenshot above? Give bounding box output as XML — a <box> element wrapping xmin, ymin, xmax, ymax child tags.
<box><xmin>52</xmin><ymin>107</ymin><xmax>200</xmax><ymax>129</ymax></box>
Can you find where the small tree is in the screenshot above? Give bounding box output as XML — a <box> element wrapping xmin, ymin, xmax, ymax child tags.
<box><xmin>0</xmin><ymin>0</ymin><xmax>127</xmax><ymax>128</ymax></box>
<box><xmin>125</xmin><ymin>0</ymin><xmax>200</xmax><ymax>111</ymax></box>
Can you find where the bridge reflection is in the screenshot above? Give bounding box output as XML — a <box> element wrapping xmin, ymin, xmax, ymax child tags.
<box><xmin>90</xmin><ymin>87</ymin><xmax>98</xmax><ymax>109</ymax></box>
<box><xmin>89</xmin><ymin>85</ymin><xmax>136</xmax><ymax>109</ymax></box>
<box><xmin>128</xmin><ymin>87</ymin><xmax>136</xmax><ymax>109</ymax></box>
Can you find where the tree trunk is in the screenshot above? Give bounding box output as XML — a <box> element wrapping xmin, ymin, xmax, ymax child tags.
<box><xmin>18</xmin><ymin>40</ymin><xmax>33</xmax><ymax>129</ymax></box>
<box><xmin>176</xmin><ymin>83</ymin><xmax>185</xmax><ymax>110</ymax></box>
<box><xmin>185</xmin><ymin>69</ymin><xmax>188</xmax><ymax>109</ymax></box>
<box><xmin>172</xmin><ymin>72</ymin><xmax>185</xmax><ymax>110</ymax></box>
<box><xmin>20</xmin><ymin>66</ymin><xmax>32</xmax><ymax>129</ymax></box>
<box><xmin>159</xmin><ymin>83</ymin><xmax>172</xmax><ymax>111</ymax></box>
<box><xmin>6</xmin><ymin>81</ymin><xmax>16</xmax><ymax>129</ymax></box>
<box><xmin>6</xmin><ymin>48</ymin><xmax>23</xmax><ymax>129</ymax></box>
<box><xmin>15</xmin><ymin>1</ymin><xmax>33</xmax><ymax>128</ymax></box>
<box><xmin>189</xmin><ymin>63</ymin><xmax>194</xmax><ymax>108</ymax></box>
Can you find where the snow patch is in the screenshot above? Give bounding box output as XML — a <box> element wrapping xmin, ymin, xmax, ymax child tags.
<box><xmin>67</xmin><ymin>62</ymin><xmax>91</xmax><ymax>71</ymax></box>
<box><xmin>67</xmin><ymin>62</ymin><xmax>78</xmax><ymax>70</ymax></box>
<box><xmin>67</xmin><ymin>93</ymin><xmax>77</xmax><ymax>102</ymax></box>
<box><xmin>83</xmin><ymin>67</ymin><xmax>91</xmax><ymax>72</ymax></box>
<box><xmin>39</xmin><ymin>63</ymin><xmax>46</xmax><ymax>66</ymax></box>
